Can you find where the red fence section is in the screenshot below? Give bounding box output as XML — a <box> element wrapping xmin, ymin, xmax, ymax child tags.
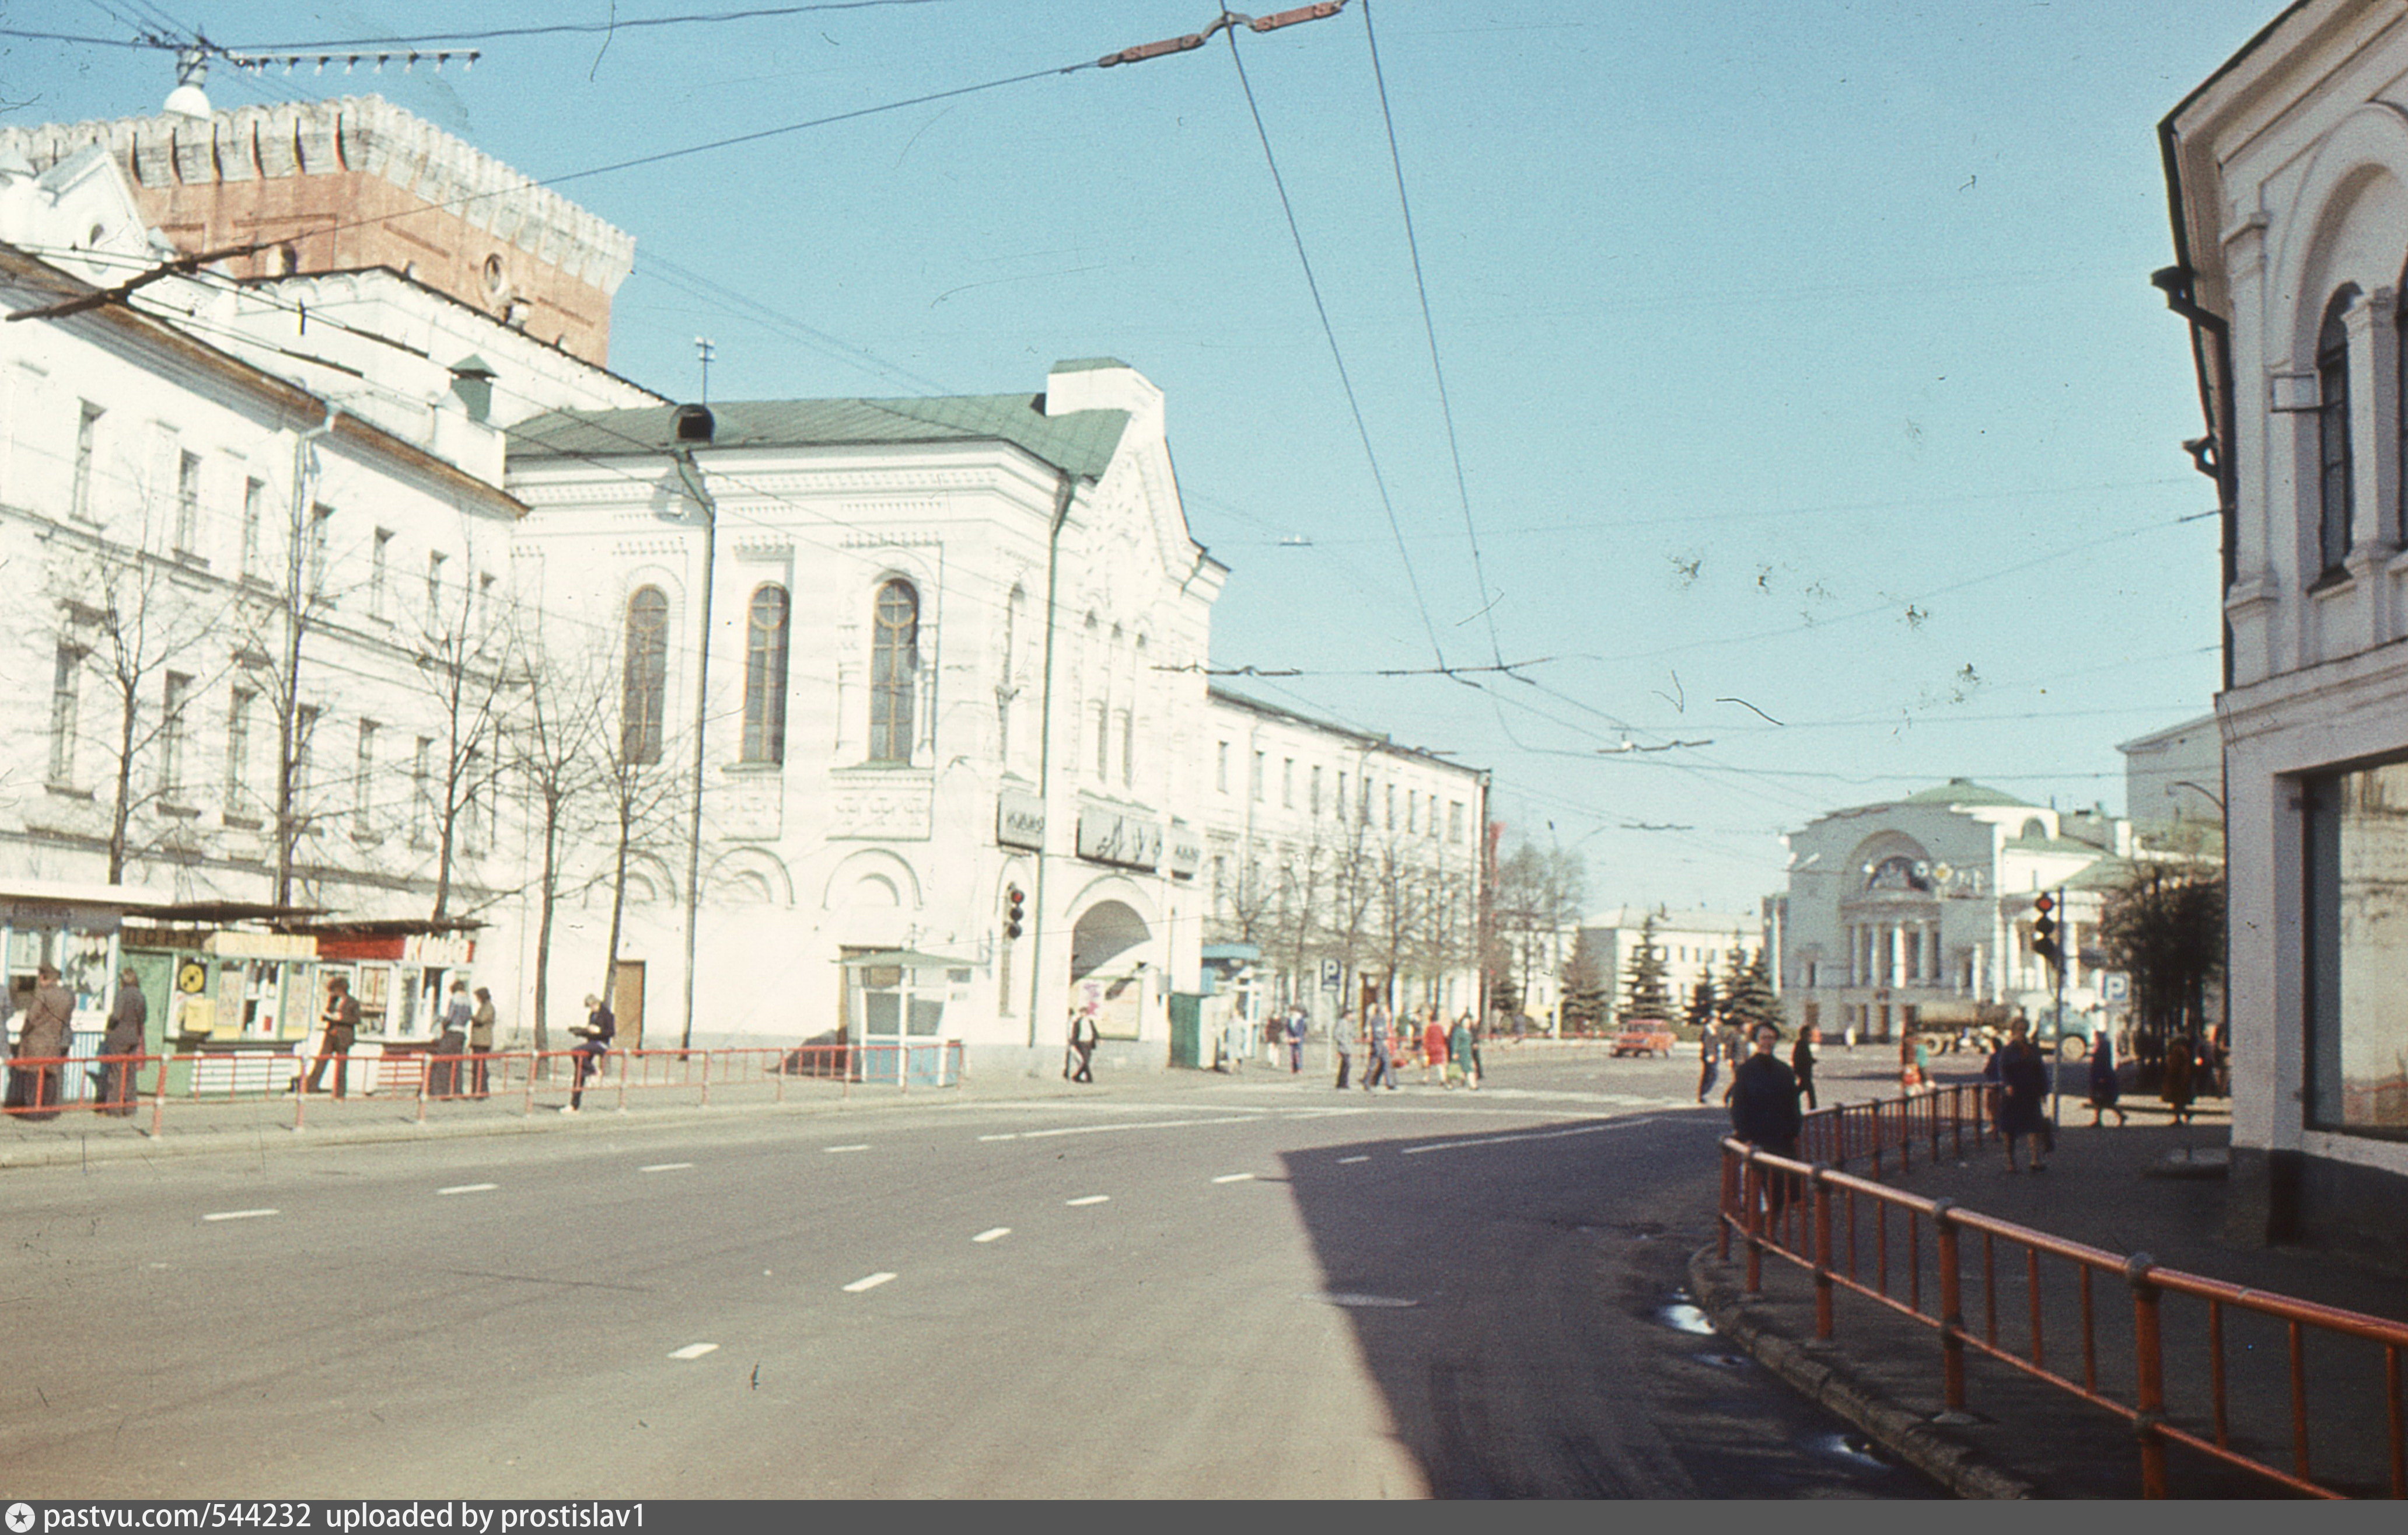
<box><xmin>1717</xmin><ymin>1091</ymin><xmax>2408</xmax><ymax>1499</ymax></box>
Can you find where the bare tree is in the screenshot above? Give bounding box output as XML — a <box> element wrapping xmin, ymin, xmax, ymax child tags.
<box><xmin>506</xmin><ymin>620</ymin><xmax>610</xmax><ymax>1058</ymax></box>
<box><xmin>409</xmin><ymin>566</ymin><xmax>517</xmax><ymax>919</ymax></box>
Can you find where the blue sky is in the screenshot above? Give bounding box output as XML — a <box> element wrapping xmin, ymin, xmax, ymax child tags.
<box><xmin>1</xmin><ymin>0</ymin><xmax>2281</xmax><ymax>914</ymax></box>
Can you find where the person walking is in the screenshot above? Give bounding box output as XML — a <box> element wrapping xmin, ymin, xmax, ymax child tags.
<box><xmin>468</xmin><ymin>986</ymin><xmax>497</xmax><ymax>1098</ymax></box>
<box><xmin>1728</xmin><ymin>1023</ymin><xmax>1805</xmax><ymax>1217</ymax></box>
<box><xmin>8</xmin><ymin>964</ymin><xmax>75</xmax><ymax>1121</ymax></box>
<box><xmin>1447</xmin><ymin>1013</ymin><xmax>1473</xmax><ymax>1089</ymax></box>
<box><xmin>1421</xmin><ymin>1009</ymin><xmax>1448</xmax><ymax>1086</ymax></box>
<box><xmin>95</xmin><ymin>968</ymin><xmax>146</xmax><ymax>1117</ymax></box>
<box><xmin>1285</xmin><ymin>1006</ymin><xmax>1306</xmax><ymax>1074</ymax></box>
<box><xmin>302</xmin><ymin>974</ymin><xmax>361</xmax><ymax>1099</ymax></box>
<box><xmin>566</xmin><ymin>993</ymin><xmax>614</xmax><ymax>1112</ymax></box>
<box><xmin>2162</xmin><ymin>1032</ymin><xmax>2197</xmax><ymax>1126</ymax></box>
<box><xmin>1465</xmin><ymin>1013</ymin><xmax>1485</xmax><ymax>1090</ymax></box>
<box><xmin>1069</xmin><ymin>1007</ymin><xmax>1099</xmax><ymax>1084</ymax></box>
<box><xmin>1790</xmin><ymin>1023</ymin><xmax>1819</xmax><ymax>1111</ymax></box>
<box><xmin>1364</xmin><ymin>1002</ymin><xmax>1396</xmax><ymax>1091</ymax></box>
<box><xmin>1985</xmin><ymin>1018</ymin><xmax>2052</xmax><ymax>1172</ymax></box>
<box><xmin>1332</xmin><ymin>1009</ymin><xmax>1354</xmax><ymax>1090</ymax></box>
<box><xmin>1695</xmin><ymin>1023</ymin><xmax>1724</xmax><ymax>1104</ymax></box>
<box><xmin>2087</xmin><ymin>1031</ymin><xmax>2127</xmax><ymax>1126</ymax></box>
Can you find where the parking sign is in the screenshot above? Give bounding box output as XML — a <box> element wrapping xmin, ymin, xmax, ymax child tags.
<box><xmin>1320</xmin><ymin>960</ymin><xmax>1341</xmax><ymax>991</ymax></box>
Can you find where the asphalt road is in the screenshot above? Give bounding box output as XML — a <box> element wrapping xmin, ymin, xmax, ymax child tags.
<box><xmin>0</xmin><ymin>1045</ymin><xmax>1935</xmax><ymax>1499</ymax></box>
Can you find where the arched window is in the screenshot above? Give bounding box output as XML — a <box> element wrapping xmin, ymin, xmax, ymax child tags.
<box><xmin>869</xmin><ymin>578</ymin><xmax>918</xmax><ymax>764</ymax></box>
<box><xmin>621</xmin><ymin>586</ymin><xmax>668</xmax><ymax>765</ymax></box>
<box><xmin>2319</xmin><ymin>292</ymin><xmax>2355</xmax><ymax>575</ymax></box>
<box><xmin>742</xmin><ymin>584</ymin><xmax>790</xmax><ymax>764</ymax></box>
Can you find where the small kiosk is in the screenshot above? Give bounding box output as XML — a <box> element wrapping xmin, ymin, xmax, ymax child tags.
<box><xmin>119</xmin><ymin>903</ymin><xmax>321</xmax><ymax>1096</ymax></box>
<box><xmin>293</xmin><ymin>920</ymin><xmax>481</xmax><ymax>1093</ymax></box>
<box><xmin>839</xmin><ymin>950</ymin><xmax>969</xmax><ymax>1087</ymax></box>
<box><xmin>3</xmin><ymin>880</ymin><xmax>173</xmax><ymax>1102</ymax></box>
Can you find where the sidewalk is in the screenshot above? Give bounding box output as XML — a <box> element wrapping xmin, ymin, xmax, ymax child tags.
<box><xmin>1691</xmin><ymin>1101</ymin><xmax>2408</xmax><ymax>1499</ymax></box>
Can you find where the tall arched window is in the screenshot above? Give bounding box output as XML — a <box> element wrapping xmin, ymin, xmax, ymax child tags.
<box><xmin>2319</xmin><ymin>292</ymin><xmax>2356</xmax><ymax>576</ymax></box>
<box><xmin>869</xmin><ymin>578</ymin><xmax>918</xmax><ymax>765</ymax></box>
<box><xmin>621</xmin><ymin>586</ymin><xmax>668</xmax><ymax>765</ymax></box>
<box><xmin>742</xmin><ymin>584</ymin><xmax>790</xmax><ymax>764</ymax></box>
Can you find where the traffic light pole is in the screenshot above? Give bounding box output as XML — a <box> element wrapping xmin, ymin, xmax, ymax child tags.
<box><xmin>2049</xmin><ymin>883</ymin><xmax>2068</xmax><ymax>1131</ymax></box>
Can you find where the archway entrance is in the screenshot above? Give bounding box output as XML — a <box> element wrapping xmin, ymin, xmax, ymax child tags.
<box><xmin>1070</xmin><ymin>900</ymin><xmax>1151</xmax><ymax>1041</ymax></box>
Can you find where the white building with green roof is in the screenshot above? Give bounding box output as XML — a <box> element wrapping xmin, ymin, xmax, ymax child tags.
<box><xmin>1781</xmin><ymin>779</ymin><xmax>2134</xmax><ymax>1045</ymax></box>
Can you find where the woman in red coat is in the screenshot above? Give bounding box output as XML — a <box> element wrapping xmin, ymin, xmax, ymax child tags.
<box><xmin>1421</xmin><ymin>1011</ymin><xmax>1449</xmax><ymax>1085</ymax></box>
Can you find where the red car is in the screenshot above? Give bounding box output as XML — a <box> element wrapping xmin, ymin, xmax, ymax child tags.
<box><xmin>1612</xmin><ymin>1019</ymin><xmax>1678</xmax><ymax>1057</ymax></box>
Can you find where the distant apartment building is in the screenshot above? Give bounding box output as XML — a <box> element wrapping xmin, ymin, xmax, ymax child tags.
<box><xmin>1579</xmin><ymin>907</ymin><xmax>1762</xmax><ymax>1025</ymax></box>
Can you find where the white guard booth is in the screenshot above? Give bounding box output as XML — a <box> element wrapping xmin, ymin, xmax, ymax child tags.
<box><xmin>840</xmin><ymin>950</ymin><xmax>973</xmax><ymax>1087</ymax></box>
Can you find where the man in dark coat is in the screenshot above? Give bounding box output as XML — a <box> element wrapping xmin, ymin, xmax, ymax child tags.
<box><xmin>1790</xmin><ymin>1024</ymin><xmax>1820</xmax><ymax>1111</ymax></box>
<box><xmin>9</xmin><ymin>964</ymin><xmax>75</xmax><ymax>1121</ymax></box>
<box><xmin>567</xmin><ymin>993</ymin><xmax>614</xmax><ymax>1112</ymax></box>
<box><xmin>302</xmin><ymin>975</ymin><xmax>360</xmax><ymax>1098</ymax></box>
<box><xmin>95</xmin><ymin>968</ymin><xmax>146</xmax><ymax>1116</ymax></box>
<box><xmin>1728</xmin><ymin>1023</ymin><xmax>1805</xmax><ymax>1219</ymax></box>
<box><xmin>1985</xmin><ymin>1018</ymin><xmax>2053</xmax><ymax>1172</ymax></box>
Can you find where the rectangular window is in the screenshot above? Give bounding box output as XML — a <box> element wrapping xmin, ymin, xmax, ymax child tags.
<box><xmin>1385</xmin><ymin>782</ymin><xmax>1395</xmax><ymax>830</ymax></box>
<box><xmin>427</xmin><ymin>550</ymin><xmax>449</xmax><ymax>630</ymax></box>
<box><xmin>175</xmin><ymin>450</ymin><xmax>201</xmax><ymax>552</ymax></box>
<box><xmin>1216</xmin><ymin>742</ymin><xmax>1229</xmax><ymax>794</ymax></box>
<box><xmin>1251</xmin><ymin>749</ymin><xmax>1265</xmax><ymax>802</ymax></box>
<box><xmin>1407</xmin><ymin>790</ymin><xmax>1419</xmax><ymax>835</ymax></box>
<box><xmin>354</xmin><ymin>718</ymin><xmax>378</xmax><ymax>833</ymax></box>
<box><xmin>411</xmin><ymin>737</ymin><xmax>434</xmax><ymax>847</ymax></box>
<box><xmin>71</xmin><ymin>403</ymin><xmax>102</xmax><ymax>521</ymax></box>
<box><xmin>370</xmin><ymin>530</ymin><xmax>393</xmax><ymax>619</ymax></box>
<box><xmin>160</xmin><ymin>671</ymin><xmax>191</xmax><ymax>803</ymax></box>
<box><xmin>1336</xmin><ymin>772</ymin><xmax>1347</xmax><ymax>821</ymax></box>
<box><xmin>2305</xmin><ymin>760</ymin><xmax>2408</xmax><ymax>1135</ymax></box>
<box><xmin>1281</xmin><ymin>758</ymin><xmax>1294</xmax><ymax>808</ymax></box>
<box><xmin>476</xmin><ymin>572</ymin><xmax>497</xmax><ymax>647</ymax></box>
<box><xmin>1310</xmin><ymin>765</ymin><xmax>1323</xmax><ymax>814</ymax></box>
<box><xmin>306</xmin><ymin>504</ymin><xmax>333</xmax><ymax>603</ymax></box>
<box><xmin>225</xmin><ymin>689</ymin><xmax>253</xmax><ymax>814</ymax></box>
<box><xmin>293</xmin><ymin>704</ymin><xmax>319</xmax><ymax>826</ymax></box>
<box><xmin>1449</xmin><ymin>801</ymin><xmax>1465</xmax><ymax>842</ymax></box>
<box><xmin>48</xmin><ymin>643</ymin><xmax>82</xmax><ymax>785</ymax></box>
<box><xmin>240</xmin><ymin>477</ymin><xmax>264</xmax><ymax>580</ymax></box>
<box><xmin>462</xmin><ymin>746</ymin><xmax>484</xmax><ymax>854</ymax></box>
<box><xmin>1119</xmin><ymin>709</ymin><xmax>1133</xmax><ymax>787</ymax></box>
<box><xmin>1093</xmin><ymin>701</ymin><xmax>1110</xmax><ymax>779</ymax></box>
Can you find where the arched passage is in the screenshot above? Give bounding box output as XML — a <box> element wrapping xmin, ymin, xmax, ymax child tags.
<box><xmin>1069</xmin><ymin>899</ymin><xmax>1152</xmax><ymax>1041</ymax></box>
<box><xmin>1070</xmin><ymin>899</ymin><xmax>1149</xmax><ymax>980</ymax></box>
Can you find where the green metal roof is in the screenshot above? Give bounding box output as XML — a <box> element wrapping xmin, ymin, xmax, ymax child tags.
<box><xmin>509</xmin><ymin>392</ymin><xmax>1131</xmax><ymax>482</ymax></box>
<box><xmin>1900</xmin><ymin>778</ymin><xmax>2033</xmax><ymax>808</ymax></box>
<box><xmin>1049</xmin><ymin>356</ymin><xmax>1130</xmax><ymax>374</ymax></box>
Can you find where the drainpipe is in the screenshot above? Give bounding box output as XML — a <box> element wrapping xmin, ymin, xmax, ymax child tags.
<box><xmin>275</xmin><ymin>403</ymin><xmax>338</xmax><ymax>906</ymax></box>
<box><xmin>672</xmin><ymin>448</ymin><xmax>718</xmax><ymax>1054</ymax></box>
<box><xmin>1026</xmin><ymin>469</ymin><xmax>1078</xmax><ymax>1049</ymax></box>
<box><xmin>2155</xmin><ymin>116</ymin><xmax>2239</xmax><ymax>691</ymax></box>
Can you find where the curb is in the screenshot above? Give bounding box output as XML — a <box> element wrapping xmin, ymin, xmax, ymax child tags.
<box><xmin>1685</xmin><ymin>1243</ymin><xmax>2036</xmax><ymax>1501</ymax></box>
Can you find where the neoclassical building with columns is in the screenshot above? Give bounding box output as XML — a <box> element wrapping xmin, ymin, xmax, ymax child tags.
<box><xmin>1780</xmin><ymin>781</ymin><xmax>2132</xmax><ymax>1044</ymax></box>
<box><xmin>2163</xmin><ymin>0</ymin><xmax>2408</xmax><ymax>1264</ymax></box>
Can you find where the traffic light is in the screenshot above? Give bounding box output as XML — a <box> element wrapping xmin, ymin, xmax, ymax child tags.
<box><xmin>2032</xmin><ymin>892</ymin><xmax>2061</xmax><ymax>967</ymax></box>
<box><xmin>1004</xmin><ymin>884</ymin><xmax>1025</xmax><ymax>940</ymax></box>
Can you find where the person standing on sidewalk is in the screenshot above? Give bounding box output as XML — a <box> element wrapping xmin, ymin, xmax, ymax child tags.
<box><xmin>302</xmin><ymin>975</ymin><xmax>360</xmax><ymax>1099</ymax></box>
<box><xmin>1285</xmin><ymin>1005</ymin><xmax>1306</xmax><ymax>1074</ymax></box>
<box><xmin>1421</xmin><ymin>1009</ymin><xmax>1448</xmax><ymax>1085</ymax></box>
<box><xmin>1364</xmin><ymin>1002</ymin><xmax>1396</xmax><ymax>1091</ymax></box>
<box><xmin>468</xmin><ymin>986</ymin><xmax>497</xmax><ymax>1098</ymax></box>
<box><xmin>1728</xmin><ymin>1023</ymin><xmax>1805</xmax><ymax>1217</ymax></box>
<box><xmin>95</xmin><ymin>968</ymin><xmax>146</xmax><ymax>1117</ymax></box>
<box><xmin>1790</xmin><ymin>1023</ymin><xmax>1819</xmax><ymax>1111</ymax></box>
<box><xmin>1447</xmin><ymin>1013</ymin><xmax>1473</xmax><ymax>1089</ymax></box>
<box><xmin>1332</xmin><ymin>1009</ymin><xmax>1354</xmax><ymax>1090</ymax></box>
<box><xmin>8</xmin><ymin>964</ymin><xmax>74</xmax><ymax>1121</ymax></box>
<box><xmin>2162</xmin><ymin>1032</ymin><xmax>2196</xmax><ymax>1126</ymax></box>
<box><xmin>567</xmin><ymin>993</ymin><xmax>614</xmax><ymax>1112</ymax></box>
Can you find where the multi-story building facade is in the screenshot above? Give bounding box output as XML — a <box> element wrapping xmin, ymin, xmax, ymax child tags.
<box><xmin>506</xmin><ymin>360</ymin><xmax>1225</xmax><ymax>1073</ymax></box>
<box><xmin>1781</xmin><ymin>781</ymin><xmax>2133</xmax><ymax>1042</ymax></box>
<box><xmin>2162</xmin><ymin>0</ymin><xmax>2408</xmax><ymax>1264</ymax></box>
<box><xmin>1196</xmin><ymin>689</ymin><xmax>1487</xmax><ymax>1030</ymax></box>
<box><xmin>1578</xmin><ymin>907</ymin><xmax>1763</xmax><ymax>1026</ymax></box>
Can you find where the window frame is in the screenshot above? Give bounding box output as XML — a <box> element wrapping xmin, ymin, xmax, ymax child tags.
<box><xmin>621</xmin><ymin>586</ymin><xmax>670</xmax><ymax>766</ymax></box>
<box><xmin>2317</xmin><ymin>291</ymin><xmax>2357</xmax><ymax>579</ymax></box>
<box><xmin>868</xmin><ymin>578</ymin><xmax>920</xmax><ymax>766</ymax></box>
<box><xmin>740</xmin><ymin>582</ymin><xmax>791</xmax><ymax>765</ymax></box>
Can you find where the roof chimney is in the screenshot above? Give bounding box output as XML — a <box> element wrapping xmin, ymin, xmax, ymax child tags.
<box><xmin>672</xmin><ymin>403</ymin><xmax>715</xmax><ymax>443</ymax></box>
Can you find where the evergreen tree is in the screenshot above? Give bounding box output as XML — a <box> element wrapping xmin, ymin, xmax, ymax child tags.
<box><xmin>1720</xmin><ymin>945</ymin><xmax>1783</xmax><ymax>1033</ymax></box>
<box><xmin>1560</xmin><ymin>929</ymin><xmax>1612</xmax><ymax>1034</ymax></box>
<box><xmin>1621</xmin><ymin>915</ymin><xmax>1672</xmax><ymax>1020</ymax></box>
<box><xmin>1684</xmin><ymin>962</ymin><xmax>1719</xmax><ymax>1032</ymax></box>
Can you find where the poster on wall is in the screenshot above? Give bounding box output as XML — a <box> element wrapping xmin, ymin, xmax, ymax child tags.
<box><xmin>1079</xmin><ymin>972</ymin><xmax>1144</xmax><ymax>1040</ymax></box>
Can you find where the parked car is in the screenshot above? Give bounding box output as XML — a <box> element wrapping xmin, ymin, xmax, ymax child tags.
<box><xmin>1611</xmin><ymin>1019</ymin><xmax>1677</xmax><ymax>1057</ymax></box>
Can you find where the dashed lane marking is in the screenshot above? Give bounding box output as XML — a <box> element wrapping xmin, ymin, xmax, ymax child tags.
<box><xmin>437</xmin><ymin>1183</ymin><xmax>497</xmax><ymax>1195</ymax></box>
<box><xmin>1400</xmin><ymin>1118</ymin><xmax>1655</xmax><ymax>1156</ymax></box>
<box><xmin>842</xmin><ymin>1272</ymin><xmax>898</xmax><ymax>1293</ymax></box>
<box><xmin>972</xmin><ymin>1227</ymin><xmax>1011</xmax><ymax>1244</ymax></box>
<box><xmin>978</xmin><ymin>1114</ymin><xmax>1266</xmax><ymax>1143</ymax></box>
<box><xmin>202</xmin><ymin>1208</ymin><xmax>278</xmax><ymax>1222</ymax></box>
<box><xmin>824</xmin><ymin>1145</ymin><xmax>870</xmax><ymax>1153</ymax></box>
<box><xmin>1337</xmin><ymin>1156</ymin><xmax>1371</xmax><ymax>1164</ymax></box>
<box><xmin>1065</xmin><ymin>1195</ymin><xmax>1111</xmax><ymax>1207</ymax></box>
<box><xmin>639</xmin><ymin>1163</ymin><xmax>694</xmax><ymax>1173</ymax></box>
<box><xmin>1211</xmin><ymin>1173</ymin><xmax>1256</xmax><ymax>1184</ymax></box>
<box><xmin>668</xmin><ymin>1343</ymin><xmax>719</xmax><ymax>1360</ymax></box>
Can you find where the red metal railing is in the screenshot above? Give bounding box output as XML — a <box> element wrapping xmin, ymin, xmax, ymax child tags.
<box><xmin>1718</xmin><ymin>1103</ymin><xmax>2408</xmax><ymax>1499</ymax></box>
<box><xmin>1</xmin><ymin>1040</ymin><xmax>964</xmax><ymax>1135</ymax></box>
